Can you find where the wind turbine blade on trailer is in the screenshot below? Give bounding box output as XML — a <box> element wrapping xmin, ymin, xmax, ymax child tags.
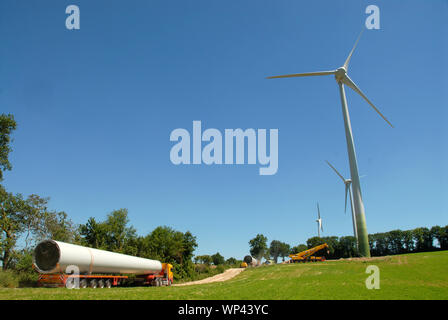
<box><xmin>266</xmin><ymin>70</ymin><xmax>335</xmax><ymax>79</ymax></box>
<box><xmin>342</xmin><ymin>75</ymin><xmax>394</xmax><ymax>128</ymax></box>
<box><xmin>343</xmin><ymin>29</ymin><xmax>364</xmax><ymax>70</ymax></box>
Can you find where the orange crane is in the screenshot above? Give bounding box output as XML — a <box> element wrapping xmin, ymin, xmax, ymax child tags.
<box><xmin>289</xmin><ymin>243</ymin><xmax>329</xmax><ymax>263</ymax></box>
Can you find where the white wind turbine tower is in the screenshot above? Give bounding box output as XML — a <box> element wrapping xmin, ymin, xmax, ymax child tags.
<box><xmin>267</xmin><ymin>30</ymin><xmax>393</xmax><ymax>257</ymax></box>
<box><xmin>326</xmin><ymin>160</ymin><xmax>358</xmax><ymax>243</ymax></box>
<box><xmin>316</xmin><ymin>203</ymin><xmax>323</xmax><ymax>238</ymax></box>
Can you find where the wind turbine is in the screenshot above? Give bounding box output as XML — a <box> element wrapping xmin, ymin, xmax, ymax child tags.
<box><xmin>267</xmin><ymin>30</ymin><xmax>393</xmax><ymax>257</ymax></box>
<box><xmin>326</xmin><ymin>160</ymin><xmax>358</xmax><ymax>243</ymax></box>
<box><xmin>316</xmin><ymin>203</ymin><xmax>323</xmax><ymax>238</ymax></box>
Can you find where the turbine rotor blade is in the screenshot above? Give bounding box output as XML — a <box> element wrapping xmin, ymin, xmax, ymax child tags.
<box><xmin>343</xmin><ymin>75</ymin><xmax>394</xmax><ymax>128</ymax></box>
<box><xmin>344</xmin><ymin>184</ymin><xmax>350</xmax><ymax>214</ymax></box>
<box><xmin>266</xmin><ymin>70</ymin><xmax>335</xmax><ymax>79</ymax></box>
<box><xmin>325</xmin><ymin>160</ymin><xmax>345</xmax><ymax>182</ymax></box>
<box><xmin>343</xmin><ymin>29</ymin><xmax>364</xmax><ymax>70</ymax></box>
<box><xmin>317</xmin><ymin>203</ymin><xmax>320</xmax><ymax>219</ymax></box>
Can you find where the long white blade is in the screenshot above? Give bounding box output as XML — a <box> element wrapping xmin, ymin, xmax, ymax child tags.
<box><xmin>325</xmin><ymin>160</ymin><xmax>345</xmax><ymax>182</ymax></box>
<box><xmin>266</xmin><ymin>70</ymin><xmax>335</xmax><ymax>79</ymax></box>
<box><xmin>344</xmin><ymin>184</ymin><xmax>350</xmax><ymax>214</ymax></box>
<box><xmin>317</xmin><ymin>203</ymin><xmax>320</xmax><ymax>219</ymax></box>
<box><xmin>343</xmin><ymin>75</ymin><xmax>394</xmax><ymax>128</ymax></box>
<box><xmin>343</xmin><ymin>29</ymin><xmax>364</xmax><ymax>70</ymax></box>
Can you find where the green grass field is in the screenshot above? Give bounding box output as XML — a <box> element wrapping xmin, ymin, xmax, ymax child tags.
<box><xmin>1</xmin><ymin>251</ymin><xmax>447</xmax><ymax>300</ymax></box>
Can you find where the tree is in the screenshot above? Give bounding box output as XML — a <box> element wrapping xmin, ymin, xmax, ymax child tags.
<box><xmin>225</xmin><ymin>257</ymin><xmax>237</xmax><ymax>265</ymax></box>
<box><xmin>195</xmin><ymin>255</ymin><xmax>212</xmax><ymax>265</ymax></box>
<box><xmin>139</xmin><ymin>226</ymin><xmax>197</xmax><ymax>266</ymax></box>
<box><xmin>79</xmin><ymin>209</ymin><xmax>137</xmax><ymax>254</ymax></box>
<box><xmin>79</xmin><ymin>217</ymin><xmax>107</xmax><ymax>249</ymax></box>
<box><xmin>387</xmin><ymin>230</ymin><xmax>404</xmax><ymax>255</ymax></box>
<box><xmin>279</xmin><ymin>242</ymin><xmax>291</xmax><ymax>262</ymax></box>
<box><xmin>0</xmin><ymin>186</ymin><xmax>27</xmax><ymax>270</ymax></box>
<box><xmin>269</xmin><ymin>240</ymin><xmax>282</xmax><ymax>263</ymax></box>
<box><xmin>0</xmin><ymin>113</ymin><xmax>17</xmax><ymax>181</ymax></box>
<box><xmin>291</xmin><ymin>244</ymin><xmax>307</xmax><ymax>255</ymax></box>
<box><xmin>306</xmin><ymin>237</ymin><xmax>325</xmax><ymax>250</ymax></box>
<box><xmin>413</xmin><ymin>227</ymin><xmax>433</xmax><ymax>252</ymax></box>
<box><xmin>138</xmin><ymin>226</ymin><xmax>197</xmax><ymax>280</ymax></box>
<box><xmin>211</xmin><ymin>252</ymin><xmax>225</xmax><ymax>265</ymax></box>
<box><xmin>402</xmin><ymin>230</ymin><xmax>415</xmax><ymax>253</ymax></box>
<box><xmin>338</xmin><ymin>236</ymin><xmax>358</xmax><ymax>258</ymax></box>
<box><xmin>23</xmin><ymin>194</ymin><xmax>78</xmax><ymax>247</ymax></box>
<box><xmin>431</xmin><ymin>225</ymin><xmax>448</xmax><ymax>250</ymax></box>
<box><xmin>307</xmin><ymin>236</ymin><xmax>338</xmax><ymax>259</ymax></box>
<box><xmin>21</xmin><ymin>194</ymin><xmax>49</xmax><ymax>249</ymax></box>
<box><xmin>249</xmin><ymin>234</ymin><xmax>268</xmax><ymax>260</ymax></box>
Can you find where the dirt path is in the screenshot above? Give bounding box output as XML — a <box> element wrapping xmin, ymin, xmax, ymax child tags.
<box><xmin>174</xmin><ymin>268</ymin><xmax>245</xmax><ymax>287</ymax></box>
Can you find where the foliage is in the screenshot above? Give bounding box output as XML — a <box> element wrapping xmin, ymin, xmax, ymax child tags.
<box><xmin>0</xmin><ymin>270</ymin><xmax>18</xmax><ymax>288</ymax></box>
<box><xmin>269</xmin><ymin>240</ymin><xmax>290</xmax><ymax>262</ymax></box>
<box><xmin>290</xmin><ymin>244</ymin><xmax>307</xmax><ymax>255</ymax></box>
<box><xmin>225</xmin><ymin>257</ymin><xmax>238</xmax><ymax>265</ymax></box>
<box><xmin>79</xmin><ymin>209</ymin><xmax>137</xmax><ymax>254</ymax></box>
<box><xmin>211</xmin><ymin>252</ymin><xmax>225</xmax><ymax>265</ymax></box>
<box><xmin>0</xmin><ymin>185</ymin><xmax>27</xmax><ymax>270</ymax></box>
<box><xmin>249</xmin><ymin>234</ymin><xmax>268</xmax><ymax>260</ymax></box>
<box><xmin>1</xmin><ymin>187</ymin><xmax>77</xmax><ymax>271</ymax></box>
<box><xmin>0</xmin><ymin>113</ymin><xmax>17</xmax><ymax>181</ymax></box>
<box><xmin>195</xmin><ymin>255</ymin><xmax>213</xmax><ymax>265</ymax></box>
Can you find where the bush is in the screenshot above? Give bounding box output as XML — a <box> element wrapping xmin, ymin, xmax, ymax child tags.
<box><xmin>216</xmin><ymin>265</ymin><xmax>226</xmax><ymax>273</ymax></box>
<box><xmin>17</xmin><ymin>272</ymin><xmax>38</xmax><ymax>287</ymax></box>
<box><xmin>0</xmin><ymin>270</ymin><xmax>19</xmax><ymax>288</ymax></box>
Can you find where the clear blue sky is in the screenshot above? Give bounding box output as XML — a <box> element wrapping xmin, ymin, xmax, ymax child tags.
<box><xmin>1</xmin><ymin>1</ymin><xmax>447</xmax><ymax>260</ymax></box>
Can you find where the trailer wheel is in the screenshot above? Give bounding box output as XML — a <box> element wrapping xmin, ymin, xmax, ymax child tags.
<box><xmin>105</xmin><ymin>279</ymin><xmax>112</xmax><ymax>288</ymax></box>
<box><xmin>89</xmin><ymin>279</ymin><xmax>98</xmax><ymax>289</ymax></box>
<box><xmin>98</xmin><ymin>279</ymin><xmax>105</xmax><ymax>288</ymax></box>
<box><xmin>80</xmin><ymin>279</ymin><xmax>87</xmax><ymax>289</ymax></box>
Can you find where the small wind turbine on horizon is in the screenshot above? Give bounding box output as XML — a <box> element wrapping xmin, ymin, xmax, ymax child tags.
<box><xmin>267</xmin><ymin>29</ymin><xmax>393</xmax><ymax>257</ymax></box>
<box><xmin>316</xmin><ymin>203</ymin><xmax>323</xmax><ymax>238</ymax></box>
<box><xmin>326</xmin><ymin>160</ymin><xmax>358</xmax><ymax>243</ymax></box>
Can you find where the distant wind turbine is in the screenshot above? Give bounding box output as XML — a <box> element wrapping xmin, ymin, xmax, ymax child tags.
<box><xmin>267</xmin><ymin>30</ymin><xmax>393</xmax><ymax>257</ymax></box>
<box><xmin>326</xmin><ymin>160</ymin><xmax>358</xmax><ymax>243</ymax></box>
<box><xmin>316</xmin><ymin>203</ymin><xmax>323</xmax><ymax>238</ymax></box>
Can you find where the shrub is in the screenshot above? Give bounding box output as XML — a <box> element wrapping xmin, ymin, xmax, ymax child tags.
<box><xmin>18</xmin><ymin>272</ymin><xmax>38</xmax><ymax>288</ymax></box>
<box><xmin>0</xmin><ymin>270</ymin><xmax>19</xmax><ymax>288</ymax></box>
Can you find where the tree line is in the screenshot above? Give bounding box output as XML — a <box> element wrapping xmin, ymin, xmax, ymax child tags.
<box><xmin>248</xmin><ymin>225</ymin><xmax>448</xmax><ymax>262</ymax></box>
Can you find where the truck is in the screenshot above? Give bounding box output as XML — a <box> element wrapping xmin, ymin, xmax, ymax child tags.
<box><xmin>33</xmin><ymin>240</ymin><xmax>174</xmax><ymax>288</ymax></box>
<box><xmin>289</xmin><ymin>243</ymin><xmax>329</xmax><ymax>263</ymax></box>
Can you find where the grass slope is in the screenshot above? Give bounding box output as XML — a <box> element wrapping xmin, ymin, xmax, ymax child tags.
<box><xmin>1</xmin><ymin>251</ymin><xmax>447</xmax><ymax>300</ymax></box>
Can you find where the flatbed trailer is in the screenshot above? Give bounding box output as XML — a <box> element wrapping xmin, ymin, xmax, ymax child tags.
<box><xmin>37</xmin><ymin>263</ymin><xmax>173</xmax><ymax>288</ymax></box>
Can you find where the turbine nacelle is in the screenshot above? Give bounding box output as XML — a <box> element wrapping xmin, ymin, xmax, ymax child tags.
<box><xmin>335</xmin><ymin>67</ymin><xmax>347</xmax><ymax>82</ymax></box>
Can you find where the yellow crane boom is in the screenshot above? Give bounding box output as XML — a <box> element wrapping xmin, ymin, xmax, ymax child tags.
<box><xmin>289</xmin><ymin>243</ymin><xmax>329</xmax><ymax>263</ymax></box>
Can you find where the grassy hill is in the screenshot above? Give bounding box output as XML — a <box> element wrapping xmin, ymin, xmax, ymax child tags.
<box><xmin>1</xmin><ymin>251</ymin><xmax>447</xmax><ymax>300</ymax></box>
